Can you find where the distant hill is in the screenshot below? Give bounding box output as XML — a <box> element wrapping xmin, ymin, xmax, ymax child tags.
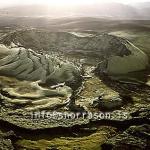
<box><xmin>0</xmin><ymin>17</ymin><xmax>150</xmax><ymax>32</ymax></box>
<box><xmin>0</xmin><ymin>2</ymin><xmax>148</xmax><ymax>19</ymax></box>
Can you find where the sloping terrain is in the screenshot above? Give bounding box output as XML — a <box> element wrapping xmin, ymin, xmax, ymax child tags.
<box><xmin>0</xmin><ymin>30</ymin><xmax>131</xmax><ymax>58</ymax></box>
<box><xmin>0</xmin><ymin>30</ymin><xmax>149</xmax><ymax>75</ymax></box>
<box><xmin>0</xmin><ymin>29</ymin><xmax>150</xmax><ymax>150</ymax></box>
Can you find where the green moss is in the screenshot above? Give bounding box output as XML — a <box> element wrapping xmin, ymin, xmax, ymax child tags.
<box><xmin>15</xmin><ymin>127</ymin><xmax>116</xmax><ymax>150</ymax></box>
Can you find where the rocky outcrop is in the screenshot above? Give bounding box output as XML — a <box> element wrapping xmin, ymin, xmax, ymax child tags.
<box><xmin>0</xmin><ymin>130</ymin><xmax>17</xmax><ymax>150</ymax></box>
<box><xmin>92</xmin><ymin>94</ymin><xmax>124</xmax><ymax>111</ymax></box>
<box><xmin>0</xmin><ymin>74</ymin><xmax>149</xmax><ymax>129</ymax></box>
<box><xmin>101</xmin><ymin>124</ymin><xmax>150</xmax><ymax>150</ymax></box>
<box><xmin>0</xmin><ymin>45</ymin><xmax>82</xmax><ymax>89</ymax></box>
<box><xmin>0</xmin><ymin>76</ymin><xmax>73</xmax><ymax>111</ymax></box>
<box><xmin>99</xmin><ymin>102</ymin><xmax>150</xmax><ymax>149</ymax></box>
<box><xmin>95</xmin><ymin>40</ymin><xmax>149</xmax><ymax>75</ymax></box>
<box><xmin>107</xmin><ymin>41</ymin><xmax>149</xmax><ymax>74</ymax></box>
<box><xmin>0</xmin><ymin>74</ymin><xmax>149</xmax><ymax>150</ymax></box>
<box><xmin>0</xmin><ymin>45</ymin><xmax>83</xmax><ymax>114</ymax></box>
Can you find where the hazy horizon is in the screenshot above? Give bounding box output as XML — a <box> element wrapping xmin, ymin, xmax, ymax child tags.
<box><xmin>0</xmin><ymin>0</ymin><xmax>150</xmax><ymax>19</ymax></box>
<box><xmin>0</xmin><ymin>0</ymin><xmax>150</xmax><ymax>8</ymax></box>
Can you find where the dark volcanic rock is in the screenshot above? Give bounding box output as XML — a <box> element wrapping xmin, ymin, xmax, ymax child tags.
<box><xmin>101</xmin><ymin>124</ymin><xmax>150</xmax><ymax>150</ymax></box>
<box><xmin>92</xmin><ymin>94</ymin><xmax>123</xmax><ymax>111</ymax></box>
<box><xmin>0</xmin><ymin>130</ymin><xmax>17</xmax><ymax>150</ymax></box>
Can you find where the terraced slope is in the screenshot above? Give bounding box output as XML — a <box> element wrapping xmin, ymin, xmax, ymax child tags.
<box><xmin>0</xmin><ymin>45</ymin><xmax>81</xmax><ymax>88</ymax></box>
